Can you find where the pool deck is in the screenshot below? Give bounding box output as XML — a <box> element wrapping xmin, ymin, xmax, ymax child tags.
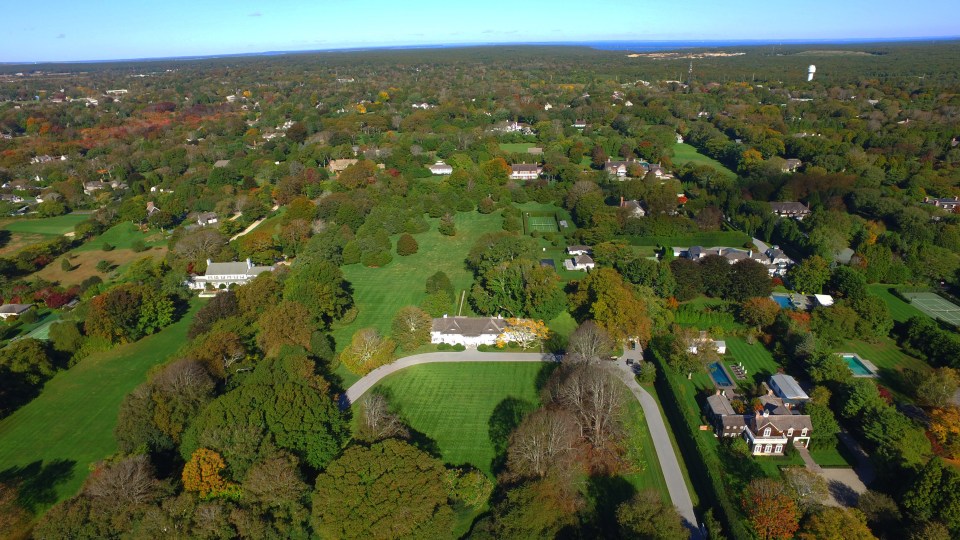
<box><xmin>838</xmin><ymin>353</ymin><xmax>879</xmax><ymax>378</ymax></box>
<box><xmin>709</xmin><ymin>362</ymin><xmax>739</xmax><ymax>392</ymax></box>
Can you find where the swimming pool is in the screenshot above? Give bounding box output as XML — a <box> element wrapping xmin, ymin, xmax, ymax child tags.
<box><xmin>709</xmin><ymin>362</ymin><xmax>734</xmax><ymax>387</ymax></box>
<box><xmin>842</xmin><ymin>354</ymin><xmax>876</xmax><ymax>377</ymax></box>
<box><xmin>771</xmin><ymin>295</ymin><xmax>793</xmax><ymax>309</ymax></box>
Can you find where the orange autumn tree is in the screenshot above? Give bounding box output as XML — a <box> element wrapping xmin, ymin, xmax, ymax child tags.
<box><xmin>743</xmin><ymin>478</ymin><xmax>800</xmax><ymax>540</ymax></box>
<box><xmin>930</xmin><ymin>406</ymin><xmax>960</xmax><ymax>458</ymax></box>
<box><xmin>182</xmin><ymin>448</ymin><xmax>240</xmax><ymax>500</ymax></box>
<box><xmin>496</xmin><ymin>318</ymin><xmax>549</xmax><ymax>350</ymax></box>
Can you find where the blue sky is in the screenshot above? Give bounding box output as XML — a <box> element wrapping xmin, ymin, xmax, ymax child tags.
<box><xmin>3</xmin><ymin>0</ymin><xmax>958</xmax><ymax>62</ymax></box>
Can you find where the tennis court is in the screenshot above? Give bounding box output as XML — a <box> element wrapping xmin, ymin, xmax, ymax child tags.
<box><xmin>903</xmin><ymin>292</ymin><xmax>960</xmax><ymax>326</ymax></box>
<box><xmin>525</xmin><ymin>213</ymin><xmax>559</xmax><ymax>233</ymax></box>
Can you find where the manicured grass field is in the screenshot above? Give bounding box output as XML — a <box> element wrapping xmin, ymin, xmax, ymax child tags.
<box><xmin>672</xmin><ymin>143</ymin><xmax>737</xmax><ymax>179</ymax></box>
<box><xmin>867</xmin><ymin>284</ymin><xmax>926</xmax><ymax>323</ymax></box>
<box><xmin>0</xmin><ymin>298</ymin><xmax>202</xmax><ymax>510</ymax></box>
<box><xmin>366</xmin><ymin>362</ymin><xmax>548</xmax><ymax>474</ymax></box>
<box><xmin>332</xmin><ymin>212</ymin><xmax>504</xmax><ymax>383</ymax></box>
<box><xmin>74</xmin><ymin>222</ymin><xmax>166</xmax><ymax>252</ymax></box>
<box><xmin>1</xmin><ymin>213</ymin><xmax>89</xmax><ymax>236</ymax></box>
<box><xmin>839</xmin><ymin>337</ymin><xmax>930</xmax><ymax>400</ymax></box>
<box><xmin>724</xmin><ymin>337</ymin><xmax>781</xmax><ymax>389</ymax></box>
<box><xmin>366</xmin><ymin>362</ymin><xmax>669</xmax><ymax>500</ymax></box>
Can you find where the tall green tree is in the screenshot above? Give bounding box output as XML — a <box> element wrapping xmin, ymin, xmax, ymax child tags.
<box><xmin>311</xmin><ymin>439</ymin><xmax>456</xmax><ymax>540</ymax></box>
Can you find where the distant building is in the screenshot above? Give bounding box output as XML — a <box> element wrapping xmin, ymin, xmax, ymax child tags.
<box><xmin>509</xmin><ymin>163</ymin><xmax>542</xmax><ymax>181</ymax></box>
<box><xmin>620</xmin><ymin>199</ymin><xmax>646</xmax><ymax>218</ymax></box>
<box><xmin>566</xmin><ymin>245</ymin><xmax>592</xmax><ymax>256</ymax></box>
<box><xmin>781</xmin><ymin>159</ymin><xmax>803</xmax><ymax>173</ymax></box>
<box><xmin>572</xmin><ymin>119</ymin><xmax>587</xmax><ymax>129</ymax></box>
<box><xmin>603</xmin><ymin>159</ymin><xmax>644</xmax><ymax>178</ymax></box>
<box><xmin>0</xmin><ymin>303</ymin><xmax>33</xmax><ymax>320</ymax></box>
<box><xmin>564</xmin><ymin>253</ymin><xmax>595</xmax><ymax>272</ymax></box>
<box><xmin>327</xmin><ymin>159</ymin><xmax>359</xmax><ymax>175</ymax></box>
<box><xmin>427</xmin><ymin>161</ymin><xmax>453</xmax><ymax>175</ymax></box>
<box><xmin>430</xmin><ymin>315</ymin><xmax>508</xmax><ymax>347</ymax></box>
<box><xmin>770</xmin><ymin>201</ymin><xmax>811</xmax><ymax>220</ymax></box>
<box><xmin>923</xmin><ymin>196</ymin><xmax>960</xmax><ymax>212</ymax></box>
<box><xmin>187</xmin><ymin>259</ymin><xmax>274</xmax><ymax>290</ymax></box>
<box><xmin>197</xmin><ymin>212</ymin><xmax>219</xmax><ymax>227</ymax></box>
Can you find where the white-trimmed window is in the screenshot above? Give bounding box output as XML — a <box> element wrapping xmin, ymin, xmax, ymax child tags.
<box><xmin>787</xmin><ymin>428</ymin><xmax>794</xmax><ymax>437</ymax></box>
<box><xmin>764</xmin><ymin>444</ymin><xmax>773</xmax><ymax>453</ymax></box>
<box><xmin>775</xmin><ymin>444</ymin><xmax>783</xmax><ymax>453</ymax></box>
<box><xmin>763</xmin><ymin>428</ymin><xmax>771</xmax><ymax>437</ymax></box>
<box><xmin>754</xmin><ymin>444</ymin><xmax>762</xmax><ymax>453</ymax></box>
<box><xmin>801</xmin><ymin>428</ymin><xmax>808</xmax><ymax>437</ymax></box>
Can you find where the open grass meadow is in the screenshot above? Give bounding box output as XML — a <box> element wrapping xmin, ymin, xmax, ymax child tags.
<box><xmin>75</xmin><ymin>222</ymin><xmax>167</xmax><ymax>252</ymax></box>
<box><xmin>672</xmin><ymin>143</ymin><xmax>737</xmax><ymax>179</ymax></box>
<box><xmin>34</xmin><ymin>247</ymin><xmax>167</xmax><ymax>287</ymax></box>
<box><xmin>1</xmin><ymin>213</ymin><xmax>89</xmax><ymax>236</ymax></box>
<box><xmin>0</xmin><ymin>298</ymin><xmax>203</xmax><ymax>511</ymax></box>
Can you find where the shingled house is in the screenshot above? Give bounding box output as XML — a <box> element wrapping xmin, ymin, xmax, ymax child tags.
<box><xmin>430</xmin><ymin>315</ymin><xmax>508</xmax><ymax>347</ymax></box>
<box><xmin>770</xmin><ymin>201</ymin><xmax>811</xmax><ymax>220</ymax></box>
<box><xmin>704</xmin><ymin>391</ymin><xmax>812</xmax><ymax>456</ymax></box>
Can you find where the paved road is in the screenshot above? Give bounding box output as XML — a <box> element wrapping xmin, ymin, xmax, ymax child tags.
<box><xmin>344</xmin><ymin>349</ymin><xmax>701</xmax><ymax>539</ymax></box>
<box><xmin>615</xmin><ymin>347</ymin><xmax>701</xmax><ymax>539</ymax></box>
<box><xmin>343</xmin><ymin>351</ymin><xmax>556</xmax><ymax>404</ymax></box>
<box><xmin>752</xmin><ymin>236</ymin><xmax>770</xmax><ymax>254</ymax></box>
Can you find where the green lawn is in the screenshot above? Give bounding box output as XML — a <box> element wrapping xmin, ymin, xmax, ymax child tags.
<box><xmin>365</xmin><ymin>362</ymin><xmax>669</xmax><ymax>501</ymax></box>
<box><xmin>364</xmin><ymin>362</ymin><xmax>548</xmax><ymax>475</ymax></box>
<box><xmin>724</xmin><ymin>337</ymin><xmax>782</xmax><ymax>389</ymax></box>
<box><xmin>672</xmin><ymin>143</ymin><xmax>737</xmax><ymax>179</ymax></box>
<box><xmin>0</xmin><ymin>298</ymin><xmax>203</xmax><ymax>511</ymax></box>
<box><xmin>332</xmin><ymin>211</ymin><xmax>503</xmax><ymax>384</ymax></box>
<box><xmin>809</xmin><ymin>435</ymin><xmax>856</xmax><ymax>468</ymax></box>
<box><xmin>867</xmin><ymin>284</ymin><xmax>927</xmax><ymax>323</ymax></box>
<box><xmin>75</xmin><ymin>222</ymin><xmax>166</xmax><ymax>252</ymax></box>
<box><xmin>1</xmin><ymin>213</ymin><xmax>89</xmax><ymax>236</ymax></box>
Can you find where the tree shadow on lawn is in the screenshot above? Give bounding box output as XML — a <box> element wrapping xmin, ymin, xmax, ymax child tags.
<box><xmin>583</xmin><ymin>475</ymin><xmax>637</xmax><ymax>538</ymax></box>
<box><xmin>487</xmin><ymin>397</ymin><xmax>537</xmax><ymax>474</ymax></box>
<box><xmin>0</xmin><ymin>458</ymin><xmax>77</xmax><ymax>512</ymax></box>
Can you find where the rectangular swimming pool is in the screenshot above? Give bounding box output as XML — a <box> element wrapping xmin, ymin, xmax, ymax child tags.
<box><xmin>709</xmin><ymin>362</ymin><xmax>734</xmax><ymax>387</ymax></box>
<box><xmin>842</xmin><ymin>354</ymin><xmax>875</xmax><ymax>377</ymax></box>
<box><xmin>771</xmin><ymin>295</ymin><xmax>793</xmax><ymax>309</ymax></box>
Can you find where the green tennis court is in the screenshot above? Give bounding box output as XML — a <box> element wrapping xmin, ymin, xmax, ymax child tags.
<box><xmin>525</xmin><ymin>213</ymin><xmax>559</xmax><ymax>233</ymax></box>
<box><xmin>903</xmin><ymin>292</ymin><xmax>960</xmax><ymax>326</ymax></box>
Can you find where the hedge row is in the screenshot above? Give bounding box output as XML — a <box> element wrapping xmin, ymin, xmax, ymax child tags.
<box><xmin>649</xmin><ymin>342</ymin><xmax>753</xmax><ymax>540</ymax></box>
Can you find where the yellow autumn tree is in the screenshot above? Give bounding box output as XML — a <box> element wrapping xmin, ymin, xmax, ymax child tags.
<box><xmin>930</xmin><ymin>406</ymin><xmax>960</xmax><ymax>458</ymax></box>
<box><xmin>182</xmin><ymin>448</ymin><xmax>241</xmax><ymax>500</ymax></box>
<box><xmin>496</xmin><ymin>318</ymin><xmax>549</xmax><ymax>350</ymax></box>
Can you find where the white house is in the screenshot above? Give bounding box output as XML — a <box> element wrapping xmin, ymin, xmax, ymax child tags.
<box><xmin>0</xmin><ymin>303</ymin><xmax>33</xmax><ymax>320</ymax></box>
<box><xmin>431</xmin><ymin>315</ymin><xmax>508</xmax><ymax>347</ymax></box>
<box><xmin>564</xmin><ymin>253</ymin><xmax>595</xmax><ymax>272</ymax></box>
<box><xmin>427</xmin><ymin>161</ymin><xmax>453</xmax><ymax>175</ymax></box>
<box><xmin>566</xmin><ymin>245</ymin><xmax>592</xmax><ymax>256</ymax></box>
<box><xmin>187</xmin><ymin>259</ymin><xmax>274</xmax><ymax>290</ymax></box>
<box><xmin>768</xmin><ymin>374</ymin><xmax>810</xmax><ymax>406</ymax></box>
<box><xmin>687</xmin><ymin>331</ymin><xmax>726</xmax><ymax>355</ymax></box>
<box><xmin>509</xmin><ymin>163</ymin><xmax>542</xmax><ymax>181</ymax></box>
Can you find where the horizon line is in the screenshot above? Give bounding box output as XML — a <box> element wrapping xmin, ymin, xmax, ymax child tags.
<box><xmin>2</xmin><ymin>35</ymin><xmax>958</xmax><ymax>66</ymax></box>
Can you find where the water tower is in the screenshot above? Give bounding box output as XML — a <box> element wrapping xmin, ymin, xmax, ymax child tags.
<box><xmin>807</xmin><ymin>65</ymin><xmax>816</xmax><ymax>82</ymax></box>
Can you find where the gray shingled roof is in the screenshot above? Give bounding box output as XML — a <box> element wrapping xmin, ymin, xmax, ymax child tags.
<box><xmin>770</xmin><ymin>201</ymin><xmax>809</xmax><ymax>214</ymax></box>
<box><xmin>770</xmin><ymin>374</ymin><xmax>809</xmax><ymax>401</ymax></box>
<box><xmin>431</xmin><ymin>316</ymin><xmax>508</xmax><ymax>337</ymax></box>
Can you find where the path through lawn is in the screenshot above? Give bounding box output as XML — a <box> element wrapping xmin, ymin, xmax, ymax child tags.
<box><xmin>0</xmin><ymin>298</ymin><xmax>202</xmax><ymax>511</ymax></box>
